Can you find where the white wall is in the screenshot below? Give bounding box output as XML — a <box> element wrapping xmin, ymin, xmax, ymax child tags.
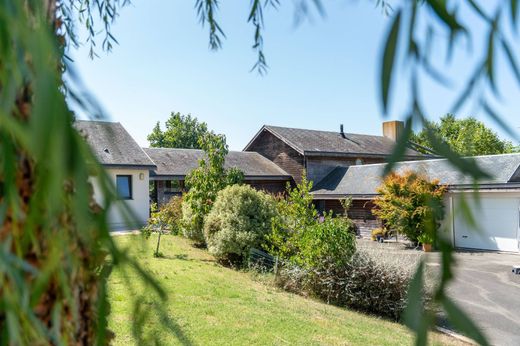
<box><xmin>90</xmin><ymin>168</ymin><xmax>150</xmax><ymax>230</ymax></box>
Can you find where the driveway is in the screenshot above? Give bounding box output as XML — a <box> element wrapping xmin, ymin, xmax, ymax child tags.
<box><xmin>445</xmin><ymin>251</ymin><xmax>520</xmax><ymax>346</ymax></box>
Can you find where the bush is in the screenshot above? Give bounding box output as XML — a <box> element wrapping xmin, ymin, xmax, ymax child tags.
<box><xmin>276</xmin><ymin>248</ymin><xmax>422</xmax><ymax>321</ymax></box>
<box><xmin>373</xmin><ymin>171</ymin><xmax>447</xmax><ymax>243</ymax></box>
<box><xmin>203</xmin><ymin>185</ymin><xmax>277</xmax><ymax>265</ymax></box>
<box><xmin>293</xmin><ymin>215</ymin><xmax>356</xmax><ymax>270</ymax></box>
<box><xmin>370</xmin><ymin>227</ymin><xmax>392</xmax><ymax>241</ymax></box>
<box><xmin>142</xmin><ymin>198</ymin><xmax>183</xmax><ymax>256</ymax></box>
<box><xmin>159</xmin><ymin>196</ymin><xmax>183</xmax><ymax>234</ymax></box>
<box><xmin>266</xmin><ymin>174</ymin><xmax>318</xmax><ymax>260</ymax></box>
<box><xmin>181</xmin><ymin>199</ymin><xmax>205</xmax><ymax>244</ymax></box>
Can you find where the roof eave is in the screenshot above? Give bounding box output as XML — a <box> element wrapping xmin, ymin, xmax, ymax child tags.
<box><xmin>103</xmin><ymin>163</ymin><xmax>157</xmax><ymax>170</ymax></box>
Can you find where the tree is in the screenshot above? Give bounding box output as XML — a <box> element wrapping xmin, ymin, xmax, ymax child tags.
<box><xmin>412</xmin><ymin>115</ymin><xmax>517</xmax><ymax>156</ymax></box>
<box><xmin>147</xmin><ymin>112</ymin><xmax>210</xmax><ymax>148</ymax></box>
<box><xmin>181</xmin><ymin>132</ymin><xmax>244</xmax><ymax>243</ymax></box>
<box><xmin>373</xmin><ymin>171</ymin><xmax>447</xmax><ymax>244</ymax></box>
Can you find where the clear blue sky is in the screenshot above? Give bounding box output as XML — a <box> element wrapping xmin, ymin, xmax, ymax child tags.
<box><xmin>70</xmin><ymin>1</ymin><xmax>520</xmax><ymax>150</ymax></box>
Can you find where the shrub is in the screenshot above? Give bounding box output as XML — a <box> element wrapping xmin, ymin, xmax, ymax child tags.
<box><xmin>370</xmin><ymin>227</ymin><xmax>392</xmax><ymax>241</ymax></box>
<box><xmin>159</xmin><ymin>196</ymin><xmax>183</xmax><ymax>234</ymax></box>
<box><xmin>203</xmin><ymin>185</ymin><xmax>277</xmax><ymax>265</ymax></box>
<box><xmin>142</xmin><ymin>198</ymin><xmax>182</xmax><ymax>256</ymax></box>
<box><xmin>373</xmin><ymin>171</ymin><xmax>447</xmax><ymax>243</ymax></box>
<box><xmin>181</xmin><ymin>197</ymin><xmax>206</xmax><ymax>244</ymax></box>
<box><xmin>266</xmin><ymin>174</ymin><xmax>318</xmax><ymax>260</ymax></box>
<box><xmin>276</xmin><ymin>247</ymin><xmax>423</xmax><ymax>321</ymax></box>
<box><xmin>293</xmin><ymin>215</ymin><xmax>356</xmax><ymax>270</ymax></box>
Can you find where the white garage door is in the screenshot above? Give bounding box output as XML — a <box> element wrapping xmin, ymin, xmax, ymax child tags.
<box><xmin>453</xmin><ymin>195</ymin><xmax>519</xmax><ymax>252</ymax></box>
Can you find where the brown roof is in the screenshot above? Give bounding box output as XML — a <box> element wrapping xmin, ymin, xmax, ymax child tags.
<box><xmin>143</xmin><ymin>148</ymin><xmax>291</xmax><ymax>179</ymax></box>
<box><xmin>244</xmin><ymin>125</ymin><xmax>423</xmax><ymax>158</ymax></box>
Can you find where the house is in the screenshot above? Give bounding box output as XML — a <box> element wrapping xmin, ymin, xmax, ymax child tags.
<box><xmin>75</xmin><ymin>120</ymin><xmax>156</xmax><ymax>229</ymax></box>
<box><xmin>143</xmin><ymin>148</ymin><xmax>292</xmax><ymax>206</ymax></box>
<box><xmin>243</xmin><ymin>121</ymin><xmax>424</xmax><ymax>185</ymax></box>
<box><xmin>244</xmin><ymin>121</ymin><xmax>425</xmax><ymax>231</ymax></box>
<box><xmin>311</xmin><ymin>153</ymin><xmax>520</xmax><ymax>252</ymax></box>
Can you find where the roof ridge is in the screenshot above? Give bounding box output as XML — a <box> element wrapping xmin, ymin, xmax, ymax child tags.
<box><xmin>265</xmin><ymin>124</ymin><xmax>386</xmax><ymax>137</ymax></box>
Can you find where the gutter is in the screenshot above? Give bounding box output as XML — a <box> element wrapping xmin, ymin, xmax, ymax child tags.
<box><xmin>311</xmin><ymin>183</ymin><xmax>520</xmax><ymax>200</ymax></box>
<box><xmin>149</xmin><ymin>174</ymin><xmax>292</xmax><ymax>181</ymax></box>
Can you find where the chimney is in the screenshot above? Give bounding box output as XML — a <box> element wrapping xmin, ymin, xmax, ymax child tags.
<box><xmin>340</xmin><ymin>124</ymin><xmax>346</xmax><ymax>138</ymax></box>
<box><xmin>382</xmin><ymin>120</ymin><xmax>404</xmax><ymax>142</ymax></box>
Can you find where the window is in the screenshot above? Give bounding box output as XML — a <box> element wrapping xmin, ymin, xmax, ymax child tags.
<box><xmin>164</xmin><ymin>180</ymin><xmax>184</xmax><ymax>194</ymax></box>
<box><xmin>116</xmin><ymin>175</ymin><xmax>132</xmax><ymax>199</ymax></box>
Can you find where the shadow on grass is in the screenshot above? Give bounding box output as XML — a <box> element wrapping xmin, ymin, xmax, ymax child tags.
<box><xmin>132</xmin><ymin>299</ymin><xmax>194</xmax><ymax>346</ymax></box>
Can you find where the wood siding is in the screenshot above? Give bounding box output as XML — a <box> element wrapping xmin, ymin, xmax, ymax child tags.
<box><xmin>314</xmin><ymin>199</ymin><xmax>381</xmax><ymax>238</ymax></box>
<box><xmin>155</xmin><ymin>178</ymin><xmax>289</xmax><ymax>207</ymax></box>
<box><xmin>245</xmin><ymin>130</ymin><xmax>304</xmax><ymax>183</ymax></box>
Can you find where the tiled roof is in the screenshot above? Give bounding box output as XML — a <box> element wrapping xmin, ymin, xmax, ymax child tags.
<box><xmin>312</xmin><ymin>153</ymin><xmax>520</xmax><ymax>197</ymax></box>
<box><xmin>75</xmin><ymin>120</ymin><xmax>156</xmax><ymax>168</ymax></box>
<box><xmin>143</xmin><ymin>148</ymin><xmax>291</xmax><ymax>179</ymax></box>
<box><xmin>245</xmin><ymin>125</ymin><xmax>423</xmax><ymax>157</ymax></box>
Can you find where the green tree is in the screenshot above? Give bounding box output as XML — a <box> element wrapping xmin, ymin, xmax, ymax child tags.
<box><xmin>181</xmin><ymin>133</ymin><xmax>244</xmax><ymax>243</ymax></box>
<box><xmin>147</xmin><ymin>112</ymin><xmax>210</xmax><ymax>148</ymax></box>
<box><xmin>412</xmin><ymin>115</ymin><xmax>517</xmax><ymax>156</ymax></box>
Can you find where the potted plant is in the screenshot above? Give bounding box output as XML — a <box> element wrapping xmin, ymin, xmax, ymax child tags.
<box><xmin>371</xmin><ymin>228</ymin><xmax>385</xmax><ymax>242</ymax></box>
<box><xmin>418</xmin><ymin>232</ymin><xmax>434</xmax><ymax>252</ymax></box>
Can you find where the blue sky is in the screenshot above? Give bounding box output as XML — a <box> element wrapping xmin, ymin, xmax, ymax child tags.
<box><xmin>70</xmin><ymin>1</ymin><xmax>520</xmax><ymax>150</ymax></box>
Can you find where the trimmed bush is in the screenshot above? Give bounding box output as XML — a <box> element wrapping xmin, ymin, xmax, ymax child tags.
<box><xmin>203</xmin><ymin>184</ymin><xmax>277</xmax><ymax>265</ymax></box>
<box><xmin>276</xmin><ymin>247</ymin><xmax>424</xmax><ymax>321</ymax></box>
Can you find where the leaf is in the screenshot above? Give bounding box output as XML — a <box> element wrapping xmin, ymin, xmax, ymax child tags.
<box><xmin>403</xmin><ymin>260</ymin><xmax>429</xmax><ymax>346</ymax></box>
<box><xmin>426</xmin><ymin>0</ymin><xmax>463</xmax><ymax>32</ymax></box>
<box><xmin>442</xmin><ymin>297</ymin><xmax>489</xmax><ymax>345</ymax></box>
<box><xmin>485</xmin><ymin>20</ymin><xmax>498</xmax><ymax>96</ymax></box>
<box><xmin>500</xmin><ymin>37</ymin><xmax>520</xmax><ymax>86</ymax></box>
<box><xmin>512</xmin><ymin>0</ymin><xmax>519</xmax><ymax>29</ymax></box>
<box><xmin>467</xmin><ymin>0</ymin><xmax>491</xmax><ymax>22</ymax></box>
<box><xmin>381</xmin><ymin>10</ymin><xmax>401</xmax><ymax>115</ymax></box>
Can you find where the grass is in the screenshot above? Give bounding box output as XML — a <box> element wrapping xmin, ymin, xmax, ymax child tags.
<box><xmin>109</xmin><ymin>234</ymin><xmax>464</xmax><ymax>345</ymax></box>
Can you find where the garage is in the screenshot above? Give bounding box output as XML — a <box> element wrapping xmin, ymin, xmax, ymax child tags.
<box><xmin>453</xmin><ymin>194</ymin><xmax>520</xmax><ymax>252</ymax></box>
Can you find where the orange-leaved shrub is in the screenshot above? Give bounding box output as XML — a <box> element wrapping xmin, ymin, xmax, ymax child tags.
<box><xmin>373</xmin><ymin>171</ymin><xmax>447</xmax><ymax>244</ymax></box>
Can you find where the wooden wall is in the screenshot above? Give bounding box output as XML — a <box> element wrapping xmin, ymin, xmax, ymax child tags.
<box><xmin>154</xmin><ymin>178</ymin><xmax>289</xmax><ymax>207</ymax></box>
<box><xmin>314</xmin><ymin>199</ymin><xmax>381</xmax><ymax>238</ymax></box>
<box><xmin>245</xmin><ymin>130</ymin><xmax>304</xmax><ymax>183</ymax></box>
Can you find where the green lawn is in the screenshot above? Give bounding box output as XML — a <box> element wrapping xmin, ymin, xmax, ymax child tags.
<box><xmin>109</xmin><ymin>235</ymin><xmax>462</xmax><ymax>345</ymax></box>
